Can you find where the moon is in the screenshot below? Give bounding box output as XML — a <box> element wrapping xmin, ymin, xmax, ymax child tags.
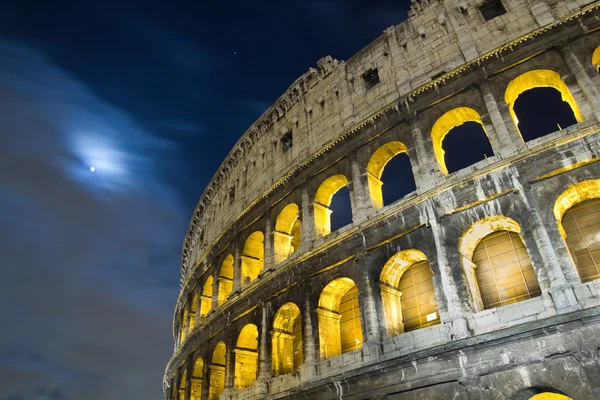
<box><xmin>89</xmin><ymin>166</ymin><xmax>96</xmax><ymax>172</ymax></box>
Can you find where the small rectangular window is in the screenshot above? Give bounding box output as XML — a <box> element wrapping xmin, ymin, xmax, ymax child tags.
<box><xmin>479</xmin><ymin>0</ymin><xmax>506</xmax><ymax>21</ymax></box>
<box><xmin>281</xmin><ymin>132</ymin><xmax>293</xmax><ymax>153</ymax></box>
<box><xmin>362</xmin><ymin>68</ymin><xmax>380</xmax><ymax>90</ymax></box>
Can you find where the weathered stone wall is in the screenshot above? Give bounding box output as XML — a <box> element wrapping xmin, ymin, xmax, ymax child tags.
<box><xmin>166</xmin><ymin>1</ymin><xmax>600</xmax><ymax>399</ymax></box>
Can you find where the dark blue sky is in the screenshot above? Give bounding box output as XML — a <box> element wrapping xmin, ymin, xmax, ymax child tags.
<box><xmin>0</xmin><ymin>1</ymin><xmax>412</xmax><ymax>399</ymax></box>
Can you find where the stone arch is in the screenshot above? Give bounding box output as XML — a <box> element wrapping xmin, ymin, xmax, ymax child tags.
<box><xmin>553</xmin><ymin>179</ymin><xmax>600</xmax><ymax>283</ymax></box>
<box><xmin>317</xmin><ymin>277</ymin><xmax>363</xmax><ymax>359</ymax></box>
<box><xmin>218</xmin><ymin>255</ymin><xmax>234</xmax><ymax>305</ymax></box>
<box><xmin>241</xmin><ymin>231</ymin><xmax>264</xmax><ymax>287</ymax></box>
<box><xmin>180</xmin><ymin>308</ymin><xmax>188</xmax><ymax>344</ymax></box>
<box><xmin>190</xmin><ymin>358</ymin><xmax>203</xmax><ymax>400</ymax></box>
<box><xmin>379</xmin><ymin>249</ymin><xmax>440</xmax><ymax>336</ymax></box>
<box><xmin>314</xmin><ymin>174</ymin><xmax>350</xmax><ymax>237</ymax></box>
<box><xmin>200</xmin><ymin>276</ymin><xmax>213</xmax><ymax>316</ymax></box>
<box><xmin>504</xmin><ymin>69</ymin><xmax>584</xmax><ymax>141</ymax></box>
<box><xmin>178</xmin><ymin>369</ymin><xmax>187</xmax><ymax>400</ymax></box>
<box><xmin>274</xmin><ymin>203</ymin><xmax>301</xmax><ymax>264</ymax></box>
<box><xmin>235</xmin><ymin>324</ymin><xmax>259</xmax><ymax>389</ymax></box>
<box><xmin>459</xmin><ymin>216</ymin><xmax>541</xmax><ymax>311</ymax></box>
<box><xmin>510</xmin><ymin>387</ymin><xmax>572</xmax><ymax>400</ymax></box>
<box><xmin>592</xmin><ymin>45</ymin><xmax>600</xmax><ymax>72</ymax></box>
<box><xmin>366</xmin><ymin>141</ymin><xmax>415</xmax><ymax>208</ymax></box>
<box><xmin>430</xmin><ymin>107</ymin><xmax>491</xmax><ymax>175</ymax></box>
<box><xmin>272</xmin><ymin>302</ymin><xmax>303</xmax><ymax>376</ymax></box>
<box><xmin>209</xmin><ymin>342</ymin><xmax>226</xmax><ymax>400</ymax></box>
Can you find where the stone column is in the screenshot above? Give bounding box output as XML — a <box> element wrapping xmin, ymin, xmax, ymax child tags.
<box><xmin>410</xmin><ymin>118</ymin><xmax>443</xmax><ymax>192</ymax></box>
<box><xmin>256</xmin><ymin>303</ymin><xmax>272</xmax><ymax>394</ymax></box>
<box><xmin>233</xmin><ymin>245</ymin><xmax>242</xmax><ymax>293</ymax></box>
<box><xmin>263</xmin><ymin>213</ymin><xmax>275</xmax><ymax>273</ymax></box>
<box><xmin>357</xmin><ymin>256</ymin><xmax>383</xmax><ymax>346</ymax></box>
<box><xmin>425</xmin><ymin>201</ymin><xmax>470</xmax><ymax>339</ymax></box>
<box><xmin>301</xmin><ymin>287</ymin><xmax>317</xmax><ymax>380</ymax></box>
<box><xmin>201</xmin><ymin>358</ymin><xmax>210</xmax><ymax>400</ymax></box>
<box><xmin>561</xmin><ymin>44</ymin><xmax>600</xmax><ymax>121</ymax></box>
<box><xmin>184</xmin><ymin>357</ymin><xmax>193</xmax><ymax>400</ymax></box>
<box><xmin>300</xmin><ymin>186</ymin><xmax>316</xmax><ymax>252</ymax></box>
<box><xmin>195</xmin><ymin>290</ymin><xmax>202</xmax><ymax>327</ymax></box>
<box><xmin>225</xmin><ymin>336</ymin><xmax>236</xmax><ymax>391</ymax></box>
<box><xmin>211</xmin><ymin>273</ymin><xmax>219</xmax><ymax>312</ymax></box>
<box><xmin>349</xmin><ymin>156</ymin><xmax>373</xmax><ymax>224</ymax></box>
<box><xmin>479</xmin><ymin>81</ymin><xmax>518</xmax><ymax>157</ymax></box>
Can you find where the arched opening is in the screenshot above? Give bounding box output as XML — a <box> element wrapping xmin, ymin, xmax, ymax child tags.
<box><xmin>180</xmin><ymin>309</ymin><xmax>188</xmax><ymax>344</ymax></box>
<box><xmin>505</xmin><ymin>69</ymin><xmax>583</xmax><ymax>142</ymax></box>
<box><xmin>380</xmin><ymin>249</ymin><xmax>440</xmax><ymax>336</ymax></box>
<box><xmin>241</xmin><ymin>232</ymin><xmax>264</xmax><ymax>287</ymax></box>
<box><xmin>317</xmin><ymin>277</ymin><xmax>363</xmax><ymax>359</ymax></box>
<box><xmin>314</xmin><ymin>174</ymin><xmax>351</xmax><ymax>237</ymax></box>
<box><xmin>178</xmin><ymin>370</ymin><xmax>187</xmax><ymax>400</ymax></box>
<box><xmin>592</xmin><ymin>45</ymin><xmax>600</xmax><ymax>73</ymax></box>
<box><xmin>274</xmin><ymin>203</ymin><xmax>301</xmax><ymax>264</ymax></box>
<box><xmin>554</xmin><ymin>180</ymin><xmax>600</xmax><ymax>283</ymax></box>
<box><xmin>170</xmin><ymin>374</ymin><xmax>177</xmax><ymax>400</ymax></box>
<box><xmin>209</xmin><ymin>342</ymin><xmax>226</xmax><ymax>400</ymax></box>
<box><xmin>200</xmin><ymin>276</ymin><xmax>213</xmax><ymax>316</ymax></box>
<box><xmin>272</xmin><ymin>302</ymin><xmax>303</xmax><ymax>376</ymax></box>
<box><xmin>189</xmin><ymin>294</ymin><xmax>197</xmax><ymax>332</ymax></box>
<box><xmin>431</xmin><ymin>107</ymin><xmax>493</xmax><ymax>175</ymax></box>
<box><xmin>218</xmin><ymin>255</ymin><xmax>234</xmax><ymax>305</ymax></box>
<box><xmin>460</xmin><ymin>216</ymin><xmax>541</xmax><ymax>311</ymax></box>
<box><xmin>190</xmin><ymin>358</ymin><xmax>203</xmax><ymax>400</ymax></box>
<box><xmin>366</xmin><ymin>141</ymin><xmax>416</xmax><ymax>208</ymax></box>
<box><xmin>235</xmin><ymin>324</ymin><xmax>259</xmax><ymax>390</ymax></box>
<box><xmin>511</xmin><ymin>387</ymin><xmax>573</xmax><ymax>400</ymax></box>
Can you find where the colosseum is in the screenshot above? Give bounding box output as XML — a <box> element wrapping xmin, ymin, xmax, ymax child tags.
<box><xmin>164</xmin><ymin>1</ymin><xmax>600</xmax><ymax>399</ymax></box>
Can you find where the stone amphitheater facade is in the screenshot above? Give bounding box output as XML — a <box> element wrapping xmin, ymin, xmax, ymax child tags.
<box><xmin>164</xmin><ymin>1</ymin><xmax>600</xmax><ymax>399</ymax></box>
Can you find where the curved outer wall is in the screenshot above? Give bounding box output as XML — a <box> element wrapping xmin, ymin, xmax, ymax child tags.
<box><xmin>167</xmin><ymin>1</ymin><xmax>600</xmax><ymax>399</ymax></box>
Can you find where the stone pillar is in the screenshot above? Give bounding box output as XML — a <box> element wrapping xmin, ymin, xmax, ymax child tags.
<box><xmin>233</xmin><ymin>245</ymin><xmax>242</xmax><ymax>293</ymax></box>
<box><xmin>349</xmin><ymin>156</ymin><xmax>373</xmax><ymax>224</ymax></box>
<box><xmin>479</xmin><ymin>81</ymin><xmax>518</xmax><ymax>157</ymax></box>
<box><xmin>195</xmin><ymin>290</ymin><xmax>202</xmax><ymax>327</ymax></box>
<box><xmin>425</xmin><ymin>201</ymin><xmax>470</xmax><ymax>338</ymax></box>
<box><xmin>410</xmin><ymin>118</ymin><xmax>443</xmax><ymax>192</ymax></box>
<box><xmin>225</xmin><ymin>336</ymin><xmax>236</xmax><ymax>391</ymax></box>
<box><xmin>211</xmin><ymin>273</ymin><xmax>219</xmax><ymax>312</ymax></box>
<box><xmin>184</xmin><ymin>358</ymin><xmax>193</xmax><ymax>400</ymax></box>
<box><xmin>357</xmin><ymin>257</ymin><xmax>383</xmax><ymax>347</ymax></box>
<box><xmin>561</xmin><ymin>44</ymin><xmax>600</xmax><ymax>121</ymax></box>
<box><xmin>263</xmin><ymin>213</ymin><xmax>275</xmax><ymax>273</ymax></box>
<box><xmin>300</xmin><ymin>186</ymin><xmax>316</xmax><ymax>251</ymax></box>
<box><xmin>201</xmin><ymin>358</ymin><xmax>210</xmax><ymax>400</ymax></box>
<box><xmin>301</xmin><ymin>287</ymin><xmax>317</xmax><ymax>380</ymax></box>
<box><xmin>256</xmin><ymin>303</ymin><xmax>272</xmax><ymax>394</ymax></box>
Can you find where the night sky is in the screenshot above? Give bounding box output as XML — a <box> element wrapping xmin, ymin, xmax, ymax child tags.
<box><xmin>0</xmin><ymin>1</ymin><xmax>413</xmax><ymax>399</ymax></box>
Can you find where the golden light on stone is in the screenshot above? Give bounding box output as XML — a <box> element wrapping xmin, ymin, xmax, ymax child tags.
<box><xmin>592</xmin><ymin>45</ymin><xmax>600</xmax><ymax>72</ymax></box>
<box><xmin>235</xmin><ymin>324</ymin><xmax>259</xmax><ymax>389</ymax></box>
<box><xmin>505</xmin><ymin>69</ymin><xmax>584</xmax><ymax>139</ymax></box>
<box><xmin>314</xmin><ymin>174</ymin><xmax>349</xmax><ymax>237</ymax></box>
<box><xmin>274</xmin><ymin>203</ymin><xmax>301</xmax><ymax>264</ymax></box>
<box><xmin>241</xmin><ymin>231</ymin><xmax>264</xmax><ymax>287</ymax></box>
<box><xmin>190</xmin><ymin>358</ymin><xmax>203</xmax><ymax>400</ymax></box>
<box><xmin>553</xmin><ymin>179</ymin><xmax>600</xmax><ymax>237</ymax></box>
<box><xmin>200</xmin><ymin>276</ymin><xmax>213</xmax><ymax>316</ymax></box>
<box><xmin>317</xmin><ymin>277</ymin><xmax>362</xmax><ymax>359</ymax></box>
<box><xmin>189</xmin><ymin>294</ymin><xmax>197</xmax><ymax>332</ymax></box>
<box><xmin>209</xmin><ymin>342</ymin><xmax>226</xmax><ymax>400</ymax></box>
<box><xmin>272</xmin><ymin>302</ymin><xmax>303</xmax><ymax>376</ymax></box>
<box><xmin>218</xmin><ymin>254</ymin><xmax>234</xmax><ymax>305</ymax></box>
<box><xmin>430</xmin><ymin>107</ymin><xmax>487</xmax><ymax>175</ymax></box>
<box><xmin>178</xmin><ymin>370</ymin><xmax>187</xmax><ymax>400</ymax></box>
<box><xmin>366</xmin><ymin>141</ymin><xmax>409</xmax><ymax>209</ymax></box>
<box><xmin>529</xmin><ymin>394</ymin><xmax>573</xmax><ymax>400</ymax></box>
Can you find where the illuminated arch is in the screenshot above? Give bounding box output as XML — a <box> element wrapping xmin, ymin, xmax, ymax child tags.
<box><xmin>529</xmin><ymin>394</ymin><xmax>572</xmax><ymax>400</ymax></box>
<box><xmin>505</xmin><ymin>69</ymin><xmax>584</xmax><ymax>138</ymax></box>
<box><xmin>430</xmin><ymin>107</ymin><xmax>489</xmax><ymax>175</ymax></box>
<box><xmin>190</xmin><ymin>358</ymin><xmax>203</xmax><ymax>400</ymax></box>
<box><xmin>218</xmin><ymin>255</ymin><xmax>234</xmax><ymax>305</ymax></box>
<box><xmin>459</xmin><ymin>216</ymin><xmax>540</xmax><ymax>311</ymax></box>
<box><xmin>180</xmin><ymin>309</ymin><xmax>188</xmax><ymax>344</ymax></box>
<box><xmin>317</xmin><ymin>277</ymin><xmax>363</xmax><ymax>359</ymax></box>
<box><xmin>272</xmin><ymin>302</ymin><xmax>303</xmax><ymax>376</ymax></box>
<box><xmin>178</xmin><ymin>370</ymin><xmax>187</xmax><ymax>400</ymax></box>
<box><xmin>314</xmin><ymin>174</ymin><xmax>350</xmax><ymax>237</ymax></box>
<box><xmin>235</xmin><ymin>324</ymin><xmax>259</xmax><ymax>390</ymax></box>
<box><xmin>592</xmin><ymin>46</ymin><xmax>600</xmax><ymax>72</ymax></box>
<box><xmin>554</xmin><ymin>180</ymin><xmax>600</xmax><ymax>283</ymax></box>
<box><xmin>366</xmin><ymin>141</ymin><xmax>412</xmax><ymax>208</ymax></box>
<box><xmin>241</xmin><ymin>231</ymin><xmax>264</xmax><ymax>287</ymax></box>
<box><xmin>380</xmin><ymin>249</ymin><xmax>439</xmax><ymax>336</ymax></box>
<box><xmin>200</xmin><ymin>276</ymin><xmax>213</xmax><ymax>316</ymax></box>
<box><xmin>189</xmin><ymin>294</ymin><xmax>197</xmax><ymax>332</ymax></box>
<box><xmin>209</xmin><ymin>342</ymin><xmax>226</xmax><ymax>400</ymax></box>
<box><xmin>274</xmin><ymin>203</ymin><xmax>301</xmax><ymax>264</ymax></box>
